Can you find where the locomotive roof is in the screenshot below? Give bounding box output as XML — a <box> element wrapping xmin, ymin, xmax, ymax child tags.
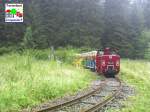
<box><xmin>77</xmin><ymin>51</ymin><xmax>97</xmax><ymax>58</ymax></box>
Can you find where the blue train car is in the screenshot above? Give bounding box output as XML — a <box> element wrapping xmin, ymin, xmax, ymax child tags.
<box><xmin>85</xmin><ymin>59</ymin><xmax>96</xmax><ymax>71</ymax></box>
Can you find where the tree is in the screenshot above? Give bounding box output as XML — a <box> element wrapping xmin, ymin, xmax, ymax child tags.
<box><xmin>102</xmin><ymin>0</ymin><xmax>132</xmax><ymax>57</ymax></box>
<box><xmin>28</xmin><ymin>0</ymin><xmax>104</xmax><ymax>48</ymax></box>
<box><xmin>0</xmin><ymin>0</ymin><xmax>150</xmax><ymax>59</ymax></box>
<box><xmin>144</xmin><ymin>0</ymin><xmax>150</xmax><ymax>29</ymax></box>
<box><xmin>23</xmin><ymin>26</ymin><xmax>33</xmax><ymax>48</ymax></box>
<box><xmin>129</xmin><ymin>1</ymin><xmax>145</xmax><ymax>58</ymax></box>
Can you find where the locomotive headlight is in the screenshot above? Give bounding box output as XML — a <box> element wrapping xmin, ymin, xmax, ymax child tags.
<box><xmin>102</xmin><ymin>60</ymin><xmax>105</xmax><ymax>66</ymax></box>
<box><xmin>116</xmin><ymin>60</ymin><xmax>120</xmax><ymax>66</ymax></box>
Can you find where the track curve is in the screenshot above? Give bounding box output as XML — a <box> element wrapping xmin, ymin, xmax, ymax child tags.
<box><xmin>32</xmin><ymin>77</ymin><xmax>122</xmax><ymax>112</ymax></box>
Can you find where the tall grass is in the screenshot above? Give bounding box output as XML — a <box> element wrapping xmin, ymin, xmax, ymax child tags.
<box><xmin>110</xmin><ymin>59</ymin><xmax>150</xmax><ymax>112</ymax></box>
<box><xmin>0</xmin><ymin>50</ymin><xmax>97</xmax><ymax>112</ymax></box>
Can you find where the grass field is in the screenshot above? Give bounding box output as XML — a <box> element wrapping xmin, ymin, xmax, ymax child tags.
<box><xmin>1</xmin><ymin>49</ymin><xmax>150</xmax><ymax>112</ymax></box>
<box><xmin>110</xmin><ymin>59</ymin><xmax>150</xmax><ymax>112</ymax></box>
<box><xmin>0</xmin><ymin>50</ymin><xmax>97</xmax><ymax>112</ymax></box>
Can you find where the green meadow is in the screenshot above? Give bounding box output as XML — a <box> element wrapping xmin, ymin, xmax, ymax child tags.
<box><xmin>110</xmin><ymin>59</ymin><xmax>150</xmax><ymax>112</ymax></box>
<box><xmin>0</xmin><ymin>50</ymin><xmax>97</xmax><ymax>112</ymax></box>
<box><xmin>0</xmin><ymin>49</ymin><xmax>150</xmax><ymax>112</ymax></box>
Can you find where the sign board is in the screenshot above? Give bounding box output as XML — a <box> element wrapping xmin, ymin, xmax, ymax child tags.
<box><xmin>5</xmin><ymin>3</ymin><xmax>23</xmax><ymax>22</ymax></box>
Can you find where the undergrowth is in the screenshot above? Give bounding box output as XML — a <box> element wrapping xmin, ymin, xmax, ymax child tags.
<box><xmin>110</xmin><ymin>59</ymin><xmax>150</xmax><ymax>112</ymax></box>
<box><xmin>0</xmin><ymin>49</ymin><xmax>97</xmax><ymax>112</ymax></box>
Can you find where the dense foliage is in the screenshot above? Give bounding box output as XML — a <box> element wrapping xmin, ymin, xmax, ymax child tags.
<box><xmin>0</xmin><ymin>50</ymin><xmax>97</xmax><ymax>112</ymax></box>
<box><xmin>0</xmin><ymin>0</ymin><xmax>150</xmax><ymax>58</ymax></box>
<box><xmin>115</xmin><ymin>60</ymin><xmax>150</xmax><ymax>112</ymax></box>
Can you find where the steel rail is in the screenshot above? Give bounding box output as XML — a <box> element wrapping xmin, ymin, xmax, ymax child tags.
<box><xmin>35</xmin><ymin>80</ymin><xmax>107</xmax><ymax>112</ymax></box>
<box><xmin>80</xmin><ymin>78</ymin><xmax>122</xmax><ymax>112</ymax></box>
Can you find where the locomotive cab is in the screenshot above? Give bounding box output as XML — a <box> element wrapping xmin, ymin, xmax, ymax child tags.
<box><xmin>96</xmin><ymin>48</ymin><xmax>120</xmax><ymax>77</ymax></box>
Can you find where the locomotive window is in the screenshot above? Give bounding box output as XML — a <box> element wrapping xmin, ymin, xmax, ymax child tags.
<box><xmin>98</xmin><ymin>51</ymin><xmax>104</xmax><ymax>55</ymax></box>
<box><xmin>98</xmin><ymin>50</ymin><xmax>116</xmax><ymax>55</ymax></box>
<box><xmin>111</xmin><ymin>51</ymin><xmax>116</xmax><ymax>55</ymax></box>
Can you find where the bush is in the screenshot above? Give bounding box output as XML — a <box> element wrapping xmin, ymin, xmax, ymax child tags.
<box><xmin>20</xmin><ymin>49</ymin><xmax>50</xmax><ymax>60</ymax></box>
<box><xmin>0</xmin><ymin>47</ymin><xmax>13</xmax><ymax>55</ymax></box>
<box><xmin>33</xmin><ymin>50</ymin><xmax>50</xmax><ymax>60</ymax></box>
<box><xmin>0</xmin><ymin>53</ymin><xmax>97</xmax><ymax>112</ymax></box>
<box><xmin>55</xmin><ymin>47</ymin><xmax>78</xmax><ymax>63</ymax></box>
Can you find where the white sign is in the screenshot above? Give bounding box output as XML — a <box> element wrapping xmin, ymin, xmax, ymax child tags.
<box><xmin>5</xmin><ymin>3</ymin><xmax>23</xmax><ymax>23</ymax></box>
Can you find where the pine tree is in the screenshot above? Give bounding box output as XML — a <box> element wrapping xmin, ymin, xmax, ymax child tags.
<box><xmin>129</xmin><ymin>1</ymin><xmax>145</xmax><ymax>58</ymax></box>
<box><xmin>0</xmin><ymin>2</ymin><xmax>5</xmax><ymax>46</ymax></box>
<box><xmin>144</xmin><ymin>0</ymin><xmax>150</xmax><ymax>29</ymax></box>
<box><xmin>102</xmin><ymin>0</ymin><xmax>131</xmax><ymax>57</ymax></box>
<box><xmin>23</xmin><ymin>26</ymin><xmax>33</xmax><ymax>48</ymax></box>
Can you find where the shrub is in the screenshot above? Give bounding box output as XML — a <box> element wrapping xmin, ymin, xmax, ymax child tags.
<box><xmin>0</xmin><ymin>47</ymin><xmax>13</xmax><ymax>55</ymax></box>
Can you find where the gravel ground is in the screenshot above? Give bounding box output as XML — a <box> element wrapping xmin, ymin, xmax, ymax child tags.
<box><xmin>97</xmin><ymin>82</ymin><xmax>135</xmax><ymax>112</ymax></box>
<box><xmin>22</xmin><ymin>80</ymin><xmax>105</xmax><ymax>112</ymax></box>
<box><xmin>22</xmin><ymin>79</ymin><xmax>135</xmax><ymax>112</ymax></box>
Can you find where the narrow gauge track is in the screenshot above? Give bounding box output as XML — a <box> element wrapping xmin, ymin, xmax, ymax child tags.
<box><xmin>33</xmin><ymin>77</ymin><xmax>122</xmax><ymax>112</ymax></box>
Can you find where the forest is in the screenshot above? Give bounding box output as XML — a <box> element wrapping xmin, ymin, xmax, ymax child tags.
<box><xmin>0</xmin><ymin>0</ymin><xmax>150</xmax><ymax>112</ymax></box>
<box><xmin>0</xmin><ymin>0</ymin><xmax>150</xmax><ymax>58</ymax></box>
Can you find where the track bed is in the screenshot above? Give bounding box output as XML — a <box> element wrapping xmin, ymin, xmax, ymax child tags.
<box><xmin>24</xmin><ymin>78</ymin><xmax>127</xmax><ymax>112</ymax></box>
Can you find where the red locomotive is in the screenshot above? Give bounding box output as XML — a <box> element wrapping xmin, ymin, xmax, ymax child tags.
<box><xmin>80</xmin><ymin>48</ymin><xmax>120</xmax><ymax>77</ymax></box>
<box><xmin>96</xmin><ymin>48</ymin><xmax>120</xmax><ymax>77</ymax></box>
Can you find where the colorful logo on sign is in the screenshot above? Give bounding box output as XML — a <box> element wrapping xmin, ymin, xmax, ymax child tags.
<box><xmin>5</xmin><ymin>3</ymin><xmax>23</xmax><ymax>22</ymax></box>
<box><xmin>0</xmin><ymin>0</ymin><xmax>24</xmax><ymax>3</ymax></box>
<box><xmin>5</xmin><ymin>8</ymin><xmax>23</xmax><ymax>17</ymax></box>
